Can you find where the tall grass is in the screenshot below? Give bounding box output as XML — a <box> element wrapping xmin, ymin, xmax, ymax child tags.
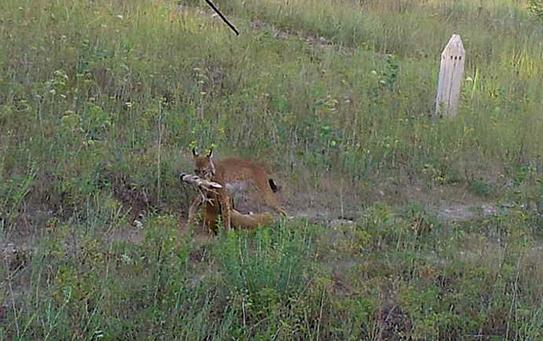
<box><xmin>1</xmin><ymin>0</ymin><xmax>542</xmax><ymax>217</ymax></box>
<box><xmin>1</xmin><ymin>1</ymin><xmax>543</xmax><ymax>337</ymax></box>
<box><xmin>3</xmin><ymin>202</ymin><xmax>543</xmax><ymax>339</ymax></box>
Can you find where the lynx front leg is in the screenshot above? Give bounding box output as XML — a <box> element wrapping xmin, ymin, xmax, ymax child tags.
<box><xmin>218</xmin><ymin>189</ymin><xmax>232</xmax><ymax>230</ymax></box>
<box><xmin>187</xmin><ymin>195</ymin><xmax>204</xmax><ymax>227</ymax></box>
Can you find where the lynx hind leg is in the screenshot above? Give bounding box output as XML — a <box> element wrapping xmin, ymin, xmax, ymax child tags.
<box><xmin>231</xmin><ymin>210</ymin><xmax>274</xmax><ymax>230</ymax></box>
<box><xmin>254</xmin><ymin>175</ymin><xmax>287</xmax><ymax>216</ymax></box>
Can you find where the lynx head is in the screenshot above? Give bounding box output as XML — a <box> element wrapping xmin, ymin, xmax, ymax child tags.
<box><xmin>192</xmin><ymin>147</ymin><xmax>216</xmax><ymax>179</ymax></box>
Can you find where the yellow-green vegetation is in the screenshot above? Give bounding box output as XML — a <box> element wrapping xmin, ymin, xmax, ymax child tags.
<box><xmin>1</xmin><ymin>0</ymin><xmax>543</xmax><ymax>339</ymax></box>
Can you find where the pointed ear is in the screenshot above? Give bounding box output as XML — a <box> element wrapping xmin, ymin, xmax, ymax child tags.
<box><xmin>207</xmin><ymin>148</ymin><xmax>213</xmax><ymax>158</ymax></box>
<box><xmin>192</xmin><ymin>147</ymin><xmax>199</xmax><ymax>158</ymax></box>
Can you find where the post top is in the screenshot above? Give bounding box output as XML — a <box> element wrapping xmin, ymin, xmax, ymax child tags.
<box><xmin>442</xmin><ymin>34</ymin><xmax>465</xmax><ymax>57</ymax></box>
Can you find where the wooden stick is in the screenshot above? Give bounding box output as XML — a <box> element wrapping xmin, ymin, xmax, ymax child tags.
<box><xmin>204</xmin><ymin>0</ymin><xmax>239</xmax><ymax>35</ymax></box>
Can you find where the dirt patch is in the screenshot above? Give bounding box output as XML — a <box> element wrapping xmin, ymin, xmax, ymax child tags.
<box><xmin>437</xmin><ymin>202</ymin><xmax>498</xmax><ymax>222</ymax></box>
<box><xmin>366</xmin><ymin>175</ymin><xmax>505</xmax><ymax>223</ymax></box>
<box><xmin>250</xmin><ymin>19</ymin><xmax>339</xmax><ymax>49</ymax></box>
<box><xmin>280</xmin><ymin>172</ymin><xmax>504</xmax><ymax>226</ymax></box>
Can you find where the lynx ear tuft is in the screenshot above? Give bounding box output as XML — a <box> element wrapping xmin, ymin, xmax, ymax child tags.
<box><xmin>207</xmin><ymin>148</ymin><xmax>213</xmax><ymax>158</ymax></box>
<box><xmin>192</xmin><ymin>147</ymin><xmax>199</xmax><ymax>157</ymax></box>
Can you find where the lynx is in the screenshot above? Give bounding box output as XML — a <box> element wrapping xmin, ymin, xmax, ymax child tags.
<box><xmin>187</xmin><ymin>148</ymin><xmax>287</xmax><ymax>230</ymax></box>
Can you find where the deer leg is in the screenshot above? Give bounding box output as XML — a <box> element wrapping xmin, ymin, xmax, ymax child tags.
<box><xmin>187</xmin><ymin>195</ymin><xmax>204</xmax><ymax>227</ymax></box>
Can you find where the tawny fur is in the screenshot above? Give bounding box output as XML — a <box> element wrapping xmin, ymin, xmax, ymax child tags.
<box><xmin>182</xmin><ymin>173</ymin><xmax>273</xmax><ymax>233</ymax></box>
<box><xmin>202</xmin><ymin>191</ymin><xmax>274</xmax><ymax>233</ymax></box>
<box><xmin>191</xmin><ymin>151</ymin><xmax>287</xmax><ymax>217</ymax></box>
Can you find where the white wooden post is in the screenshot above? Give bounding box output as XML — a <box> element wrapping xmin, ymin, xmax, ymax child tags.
<box><xmin>435</xmin><ymin>34</ymin><xmax>465</xmax><ymax>117</ymax></box>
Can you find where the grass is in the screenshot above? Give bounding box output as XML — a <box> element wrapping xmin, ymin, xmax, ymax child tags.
<box><xmin>3</xmin><ymin>206</ymin><xmax>543</xmax><ymax>339</ymax></box>
<box><xmin>1</xmin><ymin>0</ymin><xmax>543</xmax><ymax>339</ymax></box>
